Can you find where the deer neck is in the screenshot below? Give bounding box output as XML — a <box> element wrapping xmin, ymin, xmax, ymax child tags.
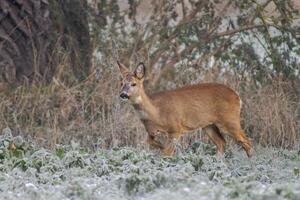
<box><xmin>132</xmin><ymin>90</ymin><xmax>158</xmax><ymax>121</ymax></box>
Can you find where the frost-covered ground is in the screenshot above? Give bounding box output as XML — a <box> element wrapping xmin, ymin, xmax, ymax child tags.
<box><xmin>0</xmin><ymin>133</ymin><xmax>299</xmax><ymax>200</ymax></box>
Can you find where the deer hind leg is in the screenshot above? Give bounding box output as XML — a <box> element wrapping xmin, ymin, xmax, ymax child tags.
<box><xmin>237</xmin><ymin>130</ymin><xmax>253</xmax><ymax>157</ymax></box>
<box><xmin>204</xmin><ymin>124</ymin><xmax>226</xmax><ymax>159</ymax></box>
<box><xmin>216</xmin><ymin>121</ymin><xmax>253</xmax><ymax>157</ymax></box>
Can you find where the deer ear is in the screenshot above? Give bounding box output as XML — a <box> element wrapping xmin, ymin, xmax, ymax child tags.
<box><xmin>134</xmin><ymin>62</ymin><xmax>145</xmax><ymax>80</ymax></box>
<box><xmin>117</xmin><ymin>61</ymin><xmax>129</xmax><ymax>75</ymax></box>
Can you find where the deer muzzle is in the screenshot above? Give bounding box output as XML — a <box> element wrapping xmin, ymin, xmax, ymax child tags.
<box><xmin>120</xmin><ymin>93</ymin><xmax>129</xmax><ymax>99</ymax></box>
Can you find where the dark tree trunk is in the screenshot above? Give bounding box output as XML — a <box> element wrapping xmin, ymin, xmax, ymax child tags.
<box><xmin>0</xmin><ymin>0</ymin><xmax>51</xmax><ymax>83</ymax></box>
<box><xmin>50</xmin><ymin>0</ymin><xmax>92</xmax><ymax>80</ymax></box>
<box><xmin>61</xmin><ymin>0</ymin><xmax>91</xmax><ymax>80</ymax></box>
<box><xmin>0</xmin><ymin>0</ymin><xmax>91</xmax><ymax>85</ymax></box>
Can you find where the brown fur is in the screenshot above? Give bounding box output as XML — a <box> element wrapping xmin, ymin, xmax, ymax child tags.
<box><xmin>117</xmin><ymin>61</ymin><xmax>253</xmax><ymax>158</ymax></box>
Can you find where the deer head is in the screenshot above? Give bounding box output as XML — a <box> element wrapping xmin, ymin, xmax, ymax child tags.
<box><xmin>117</xmin><ymin>61</ymin><xmax>146</xmax><ymax>104</ymax></box>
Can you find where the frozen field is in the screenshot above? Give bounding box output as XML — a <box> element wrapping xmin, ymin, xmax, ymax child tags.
<box><xmin>0</xmin><ymin>134</ymin><xmax>299</xmax><ymax>200</ymax></box>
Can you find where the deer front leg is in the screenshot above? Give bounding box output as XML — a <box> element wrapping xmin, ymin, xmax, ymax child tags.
<box><xmin>162</xmin><ymin>133</ymin><xmax>181</xmax><ymax>156</ymax></box>
<box><xmin>147</xmin><ymin>135</ymin><xmax>164</xmax><ymax>150</ymax></box>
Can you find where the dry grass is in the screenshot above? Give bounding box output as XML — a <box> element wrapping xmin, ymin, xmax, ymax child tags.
<box><xmin>0</xmin><ymin>58</ymin><xmax>145</xmax><ymax>149</ymax></box>
<box><xmin>242</xmin><ymin>81</ymin><xmax>300</xmax><ymax>148</ymax></box>
<box><xmin>0</xmin><ymin>59</ymin><xmax>299</xmax><ymax>149</ymax></box>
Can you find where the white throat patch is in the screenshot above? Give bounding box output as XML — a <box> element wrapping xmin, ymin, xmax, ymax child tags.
<box><xmin>133</xmin><ymin>95</ymin><xmax>142</xmax><ymax>104</ymax></box>
<box><xmin>136</xmin><ymin>109</ymin><xmax>148</xmax><ymax>120</ymax></box>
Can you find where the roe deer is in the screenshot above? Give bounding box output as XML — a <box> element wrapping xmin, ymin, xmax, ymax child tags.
<box><xmin>117</xmin><ymin>61</ymin><xmax>253</xmax><ymax>158</ymax></box>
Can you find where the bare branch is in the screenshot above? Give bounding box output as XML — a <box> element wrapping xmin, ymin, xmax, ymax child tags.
<box><xmin>213</xmin><ymin>24</ymin><xmax>266</xmax><ymax>38</ymax></box>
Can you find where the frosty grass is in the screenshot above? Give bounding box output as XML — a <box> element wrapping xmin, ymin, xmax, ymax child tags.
<box><xmin>0</xmin><ymin>131</ymin><xmax>299</xmax><ymax>200</ymax></box>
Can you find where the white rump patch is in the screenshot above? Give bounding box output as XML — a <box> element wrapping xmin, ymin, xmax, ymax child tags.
<box><xmin>234</xmin><ymin>90</ymin><xmax>242</xmax><ymax>109</ymax></box>
<box><xmin>239</xmin><ymin>97</ymin><xmax>242</xmax><ymax>109</ymax></box>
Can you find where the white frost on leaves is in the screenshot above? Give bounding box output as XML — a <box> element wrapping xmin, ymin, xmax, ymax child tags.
<box><xmin>0</xmin><ymin>134</ymin><xmax>299</xmax><ymax>200</ymax></box>
<box><xmin>25</xmin><ymin>183</ymin><xmax>37</xmax><ymax>189</ymax></box>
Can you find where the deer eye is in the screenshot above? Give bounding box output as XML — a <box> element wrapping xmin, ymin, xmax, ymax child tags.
<box><xmin>131</xmin><ymin>83</ymin><xmax>137</xmax><ymax>87</ymax></box>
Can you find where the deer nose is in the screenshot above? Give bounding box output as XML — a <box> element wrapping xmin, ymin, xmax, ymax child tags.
<box><xmin>120</xmin><ymin>93</ymin><xmax>129</xmax><ymax>99</ymax></box>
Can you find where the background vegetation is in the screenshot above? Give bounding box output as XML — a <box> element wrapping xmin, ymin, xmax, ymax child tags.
<box><xmin>0</xmin><ymin>1</ymin><xmax>300</xmax><ymax>199</ymax></box>
<box><xmin>0</xmin><ymin>0</ymin><xmax>299</xmax><ymax>149</ymax></box>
